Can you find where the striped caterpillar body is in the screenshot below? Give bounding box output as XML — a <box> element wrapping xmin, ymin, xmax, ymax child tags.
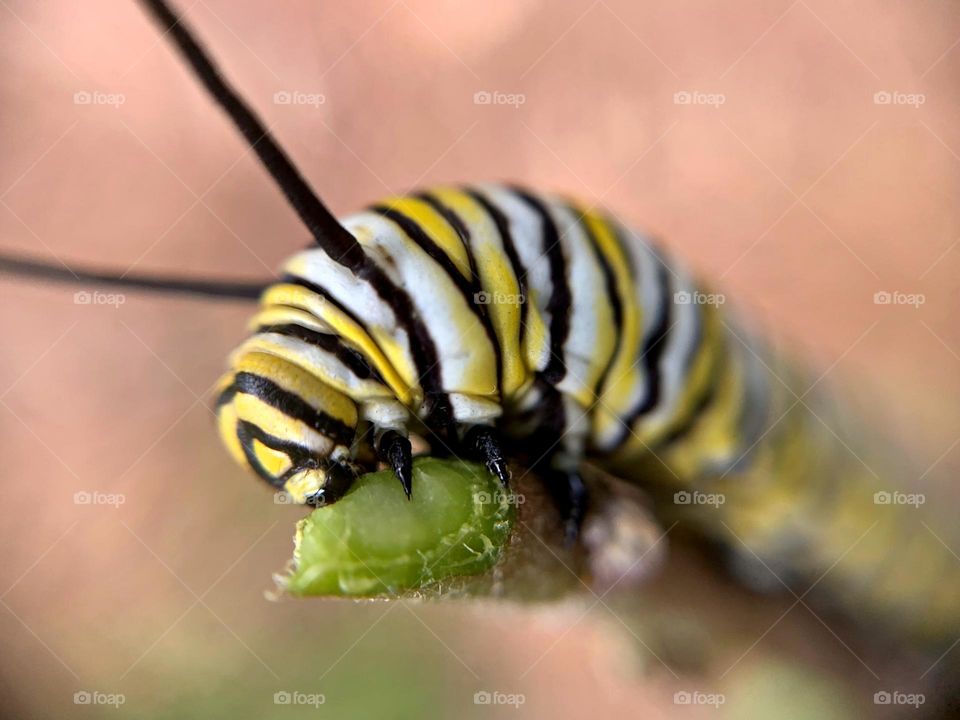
<box><xmin>214</xmin><ymin>186</ymin><xmax>760</xmax><ymax>502</ymax></box>
<box><xmin>1</xmin><ymin>0</ymin><xmax>955</xmax><ymax>655</ymax></box>
<box><xmin>213</xmin><ymin>185</ymin><xmax>960</xmax><ymax>647</ymax></box>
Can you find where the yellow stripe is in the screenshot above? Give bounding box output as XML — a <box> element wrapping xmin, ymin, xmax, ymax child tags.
<box><xmin>574</xmin><ymin>206</ymin><xmax>643</xmax><ymax>437</ymax></box>
<box><xmin>430</xmin><ymin>187</ymin><xmax>530</xmax><ymax>396</ymax></box>
<box><xmin>630</xmin><ymin>303</ymin><xmax>723</xmax><ymax>447</ymax></box>
<box><xmin>215</xmin><ymin>372</ymin><xmax>247</xmax><ymax>468</ymax></box>
<box><xmin>251</xmin><ymin>438</ymin><xmax>293</xmax><ymax>477</ymax></box>
<box><xmin>233</xmin><ymin>335</ymin><xmax>394</xmax><ymax>401</ymax></box>
<box><xmin>247</xmin><ymin>306</ymin><xmax>331</xmax><ymax>334</ymax></box>
<box><xmin>232</xmin><ymin>351</ymin><xmax>358</xmax><ymax>428</ymax></box>
<box><xmin>660</xmin><ymin>344</ymin><xmax>745</xmax><ymax>478</ymax></box>
<box><xmin>378</xmin><ymin>196</ymin><xmax>473</xmax><ymax>279</ymax></box>
<box><xmin>261</xmin><ymin>283</ymin><xmax>415</xmax><ymax>406</ymax></box>
<box><xmin>233</xmin><ymin>393</ymin><xmax>334</xmax><ymax>451</ymax></box>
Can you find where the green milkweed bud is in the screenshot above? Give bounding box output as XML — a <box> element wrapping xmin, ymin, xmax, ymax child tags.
<box><xmin>280</xmin><ymin>458</ymin><xmax>516</xmax><ymax>597</ymax></box>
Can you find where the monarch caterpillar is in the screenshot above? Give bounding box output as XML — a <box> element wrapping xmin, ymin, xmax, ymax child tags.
<box><xmin>1</xmin><ymin>0</ymin><xmax>957</xmax><ymax>655</ymax></box>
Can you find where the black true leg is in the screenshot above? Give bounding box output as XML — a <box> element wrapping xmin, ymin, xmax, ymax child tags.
<box><xmin>465</xmin><ymin>426</ymin><xmax>511</xmax><ymax>487</ymax></box>
<box><xmin>424</xmin><ymin>394</ymin><xmax>457</xmax><ymax>457</ymax></box>
<box><xmin>376</xmin><ymin>430</ymin><xmax>413</xmax><ymax>499</ymax></box>
<box><xmin>545</xmin><ymin>469</ymin><xmax>589</xmax><ymax>547</ymax></box>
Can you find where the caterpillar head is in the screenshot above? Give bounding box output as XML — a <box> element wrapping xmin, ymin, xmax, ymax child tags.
<box><xmin>216</xmin><ymin>352</ymin><xmax>359</xmax><ymax>505</ymax></box>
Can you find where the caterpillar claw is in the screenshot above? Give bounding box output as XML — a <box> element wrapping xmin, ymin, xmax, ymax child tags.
<box><xmin>377</xmin><ymin>430</ymin><xmax>413</xmax><ymax>500</ymax></box>
<box><xmin>466</xmin><ymin>426</ymin><xmax>512</xmax><ymax>488</ymax></box>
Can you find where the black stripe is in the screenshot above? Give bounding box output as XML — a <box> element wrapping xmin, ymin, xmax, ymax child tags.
<box><xmin>233</xmin><ymin>370</ymin><xmax>354</xmax><ymax>446</ymax></box>
<box><xmin>256</xmin><ymin>323</ymin><xmax>383</xmax><ymax>382</ymax></box>
<box><xmin>569</xmin><ymin>205</ymin><xmax>624</xmax><ymax>400</ymax></box>
<box><xmin>633</xmin><ymin>298</ymin><xmax>712</xmax><ymax>449</ymax></box>
<box><xmin>508</xmin><ymin>187</ymin><xmax>570</xmax><ymax>384</ymax></box>
<box><xmin>216</xmin><ymin>382</ymin><xmax>237</xmax><ymax>408</ymax></box>
<box><xmin>463</xmin><ymin>187</ymin><xmax>531</xmax><ymax>352</ymax></box>
<box><xmin>414</xmin><ymin>192</ymin><xmax>481</xmax><ymax>292</ymax></box>
<box><xmin>236</xmin><ymin>420</ymin><xmax>314</xmax><ymax>486</ymax></box>
<box><xmin>682</xmin><ymin>296</ymin><xmax>705</xmax><ymax>373</ymax></box>
<box><xmin>281</xmin><ymin>273</ymin><xmax>441</xmax><ymax>392</ymax></box>
<box><xmin>416</xmin><ymin>191</ymin><xmax>511</xmax><ymax>390</ymax></box>
<box><xmin>415</xmin><ymin>192</ymin><xmax>471</xmax><ymax>244</ymax></box>
<box><xmin>280</xmin><ymin>268</ymin><xmax>453</xmax><ymax>441</ymax></box>
<box><xmin>371</xmin><ymin>203</ymin><xmax>503</xmax><ymax>393</ymax></box>
<box><xmin>606</xmin><ymin>252</ymin><xmax>673</xmax><ymax>449</ymax></box>
<box><xmin>630</xmin><ymin>255</ymin><xmax>673</xmax><ymax>416</ymax></box>
<box><xmin>280</xmin><ymin>273</ymin><xmax>374</xmax><ymax>337</ymax></box>
<box><xmin>0</xmin><ymin>252</ymin><xmax>265</xmax><ymax>301</ymax></box>
<box><xmin>517</xmin><ymin>380</ymin><xmax>568</xmax><ymax>461</ymax></box>
<box><xmin>656</xmin><ymin>365</ymin><xmax>720</xmax><ymax>448</ymax></box>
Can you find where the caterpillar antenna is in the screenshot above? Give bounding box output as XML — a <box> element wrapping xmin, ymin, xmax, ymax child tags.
<box><xmin>137</xmin><ymin>0</ymin><xmax>364</xmax><ymax>267</ymax></box>
<box><xmin>0</xmin><ymin>252</ymin><xmax>265</xmax><ymax>301</ymax></box>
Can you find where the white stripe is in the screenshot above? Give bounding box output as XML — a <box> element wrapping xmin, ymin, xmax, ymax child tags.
<box><xmin>235</xmin><ymin>333</ymin><xmax>393</xmax><ymax>401</ymax></box>
<box><xmin>342</xmin><ymin>211</ymin><xmax>499</xmax><ymax>400</ymax></box>
<box><xmin>478</xmin><ymin>184</ymin><xmax>553</xmax><ymax>372</ymax></box>
<box><xmin>547</xmin><ymin>200</ymin><xmax>617</xmax><ymax>401</ymax></box>
<box><xmin>637</xmin><ymin>261</ymin><xmax>702</xmax><ymax>431</ymax></box>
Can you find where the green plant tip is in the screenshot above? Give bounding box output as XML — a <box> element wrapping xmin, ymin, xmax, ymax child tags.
<box><xmin>282</xmin><ymin>457</ymin><xmax>517</xmax><ymax>597</ymax></box>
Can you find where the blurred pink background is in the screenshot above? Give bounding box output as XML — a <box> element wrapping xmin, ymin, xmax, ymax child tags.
<box><xmin>1</xmin><ymin>1</ymin><xmax>958</xmax><ymax>717</ymax></box>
